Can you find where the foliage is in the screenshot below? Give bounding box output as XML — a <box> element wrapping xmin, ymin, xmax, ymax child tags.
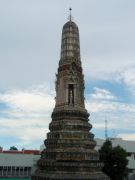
<box><xmin>9</xmin><ymin>146</ymin><xmax>18</xmax><ymax>150</ymax></box>
<box><xmin>99</xmin><ymin>139</ymin><xmax>129</xmax><ymax>180</ymax></box>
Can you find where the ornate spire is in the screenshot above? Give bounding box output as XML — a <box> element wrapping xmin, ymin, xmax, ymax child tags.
<box><xmin>55</xmin><ymin>14</ymin><xmax>84</xmax><ymax>111</ymax></box>
<box><xmin>60</xmin><ymin>13</ymin><xmax>81</xmax><ymax>67</ymax></box>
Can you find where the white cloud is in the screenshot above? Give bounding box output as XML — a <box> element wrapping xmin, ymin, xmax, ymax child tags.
<box><xmin>86</xmin><ymin>87</ymin><xmax>118</xmax><ymax>113</ymax></box>
<box><xmin>83</xmin><ymin>56</ymin><xmax>135</xmax><ymax>82</ymax></box>
<box><xmin>118</xmin><ymin>134</ymin><xmax>135</xmax><ymax>141</ymax></box>
<box><xmin>85</xmin><ymin>65</ymin><xmax>135</xmax><ymax>98</ymax></box>
<box><xmin>118</xmin><ymin>66</ymin><xmax>135</xmax><ymax>94</ymax></box>
<box><xmin>118</xmin><ymin>133</ymin><xmax>135</xmax><ymax>141</ymax></box>
<box><xmin>0</xmin><ymin>84</ymin><xmax>55</xmax><ymax>113</ymax></box>
<box><xmin>0</xmin><ymin>84</ymin><xmax>135</xmax><ymax>148</ymax></box>
<box><xmin>86</xmin><ymin>86</ymin><xmax>135</xmax><ymax>140</ymax></box>
<box><xmin>92</xmin><ymin>122</ymin><xmax>113</xmax><ymax>129</ymax></box>
<box><xmin>89</xmin><ymin>87</ymin><xmax>117</xmax><ymax>101</ymax></box>
<box><xmin>86</xmin><ymin>100</ymin><xmax>135</xmax><ymax>113</ymax></box>
<box><xmin>0</xmin><ymin>84</ymin><xmax>55</xmax><ymax>149</ymax></box>
<box><xmin>86</xmin><ymin>101</ymin><xmax>115</xmax><ymax>113</ymax></box>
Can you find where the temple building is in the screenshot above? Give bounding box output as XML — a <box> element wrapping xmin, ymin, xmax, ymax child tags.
<box><xmin>32</xmin><ymin>11</ymin><xmax>109</xmax><ymax>180</ymax></box>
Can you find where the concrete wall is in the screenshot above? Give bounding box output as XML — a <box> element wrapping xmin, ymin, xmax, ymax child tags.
<box><xmin>0</xmin><ymin>153</ymin><xmax>40</xmax><ymax>177</ymax></box>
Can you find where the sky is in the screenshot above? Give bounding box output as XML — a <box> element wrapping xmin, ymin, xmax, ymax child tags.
<box><xmin>0</xmin><ymin>0</ymin><xmax>135</xmax><ymax>150</ymax></box>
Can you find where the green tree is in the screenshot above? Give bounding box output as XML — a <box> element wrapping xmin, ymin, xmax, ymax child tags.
<box><xmin>99</xmin><ymin>140</ymin><xmax>129</xmax><ymax>180</ymax></box>
<box><xmin>9</xmin><ymin>146</ymin><xmax>18</xmax><ymax>150</ymax></box>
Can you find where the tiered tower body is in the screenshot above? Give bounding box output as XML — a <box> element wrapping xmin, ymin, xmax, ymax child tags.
<box><xmin>32</xmin><ymin>17</ymin><xmax>109</xmax><ymax>180</ymax></box>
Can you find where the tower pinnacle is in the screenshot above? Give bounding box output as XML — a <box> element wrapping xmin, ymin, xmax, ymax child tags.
<box><xmin>68</xmin><ymin>7</ymin><xmax>73</xmax><ymax>21</ymax></box>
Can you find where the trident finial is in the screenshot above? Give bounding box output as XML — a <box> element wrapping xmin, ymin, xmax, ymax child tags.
<box><xmin>68</xmin><ymin>7</ymin><xmax>73</xmax><ymax>21</ymax></box>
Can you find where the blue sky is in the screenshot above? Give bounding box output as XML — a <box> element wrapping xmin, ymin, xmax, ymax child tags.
<box><xmin>0</xmin><ymin>0</ymin><xmax>135</xmax><ymax>150</ymax></box>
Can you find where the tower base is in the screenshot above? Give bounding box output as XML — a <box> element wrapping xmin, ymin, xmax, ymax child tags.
<box><xmin>32</xmin><ymin>158</ymin><xmax>109</xmax><ymax>180</ymax></box>
<box><xmin>31</xmin><ymin>110</ymin><xmax>109</xmax><ymax>180</ymax></box>
<box><xmin>32</xmin><ymin>171</ymin><xmax>109</xmax><ymax>180</ymax></box>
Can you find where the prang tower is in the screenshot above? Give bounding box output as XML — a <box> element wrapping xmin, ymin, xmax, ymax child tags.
<box><xmin>32</xmin><ymin>11</ymin><xmax>109</xmax><ymax>180</ymax></box>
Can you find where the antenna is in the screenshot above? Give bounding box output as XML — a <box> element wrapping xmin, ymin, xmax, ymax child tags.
<box><xmin>105</xmin><ymin>119</ymin><xmax>108</xmax><ymax>140</ymax></box>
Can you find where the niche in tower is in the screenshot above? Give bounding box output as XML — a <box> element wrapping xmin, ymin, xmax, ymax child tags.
<box><xmin>68</xmin><ymin>84</ymin><xmax>74</xmax><ymax>105</ymax></box>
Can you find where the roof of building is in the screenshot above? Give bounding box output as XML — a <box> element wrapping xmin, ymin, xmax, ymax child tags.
<box><xmin>0</xmin><ymin>149</ymin><xmax>40</xmax><ymax>155</ymax></box>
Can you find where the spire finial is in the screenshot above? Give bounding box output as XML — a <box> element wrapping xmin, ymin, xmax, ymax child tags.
<box><xmin>68</xmin><ymin>7</ymin><xmax>73</xmax><ymax>21</ymax></box>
